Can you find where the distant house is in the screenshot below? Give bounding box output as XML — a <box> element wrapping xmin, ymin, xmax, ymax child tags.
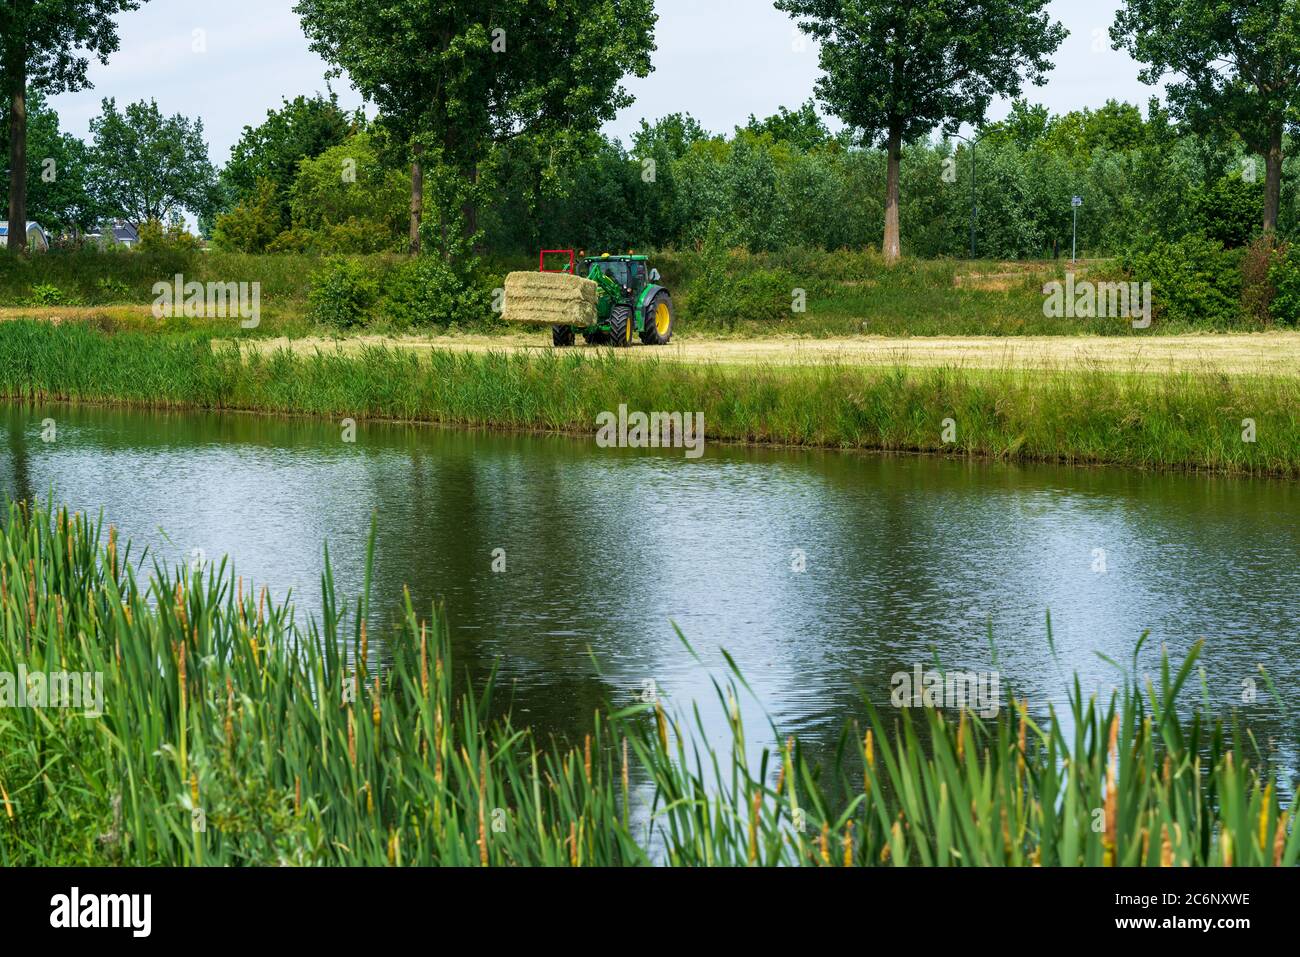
<box><xmin>85</xmin><ymin>221</ymin><xmax>141</xmax><ymax>249</ymax></box>
<box><xmin>0</xmin><ymin>221</ymin><xmax>50</xmax><ymax>252</ymax></box>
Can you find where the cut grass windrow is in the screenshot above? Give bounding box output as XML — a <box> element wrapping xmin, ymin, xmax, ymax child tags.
<box><xmin>0</xmin><ymin>320</ymin><xmax>1297</xmax><ymax>475</ymax></box>
<box><xmin>0</xmin><ymin>500</ymin><xmax>1294</xmax><ymax>866</ymax></box>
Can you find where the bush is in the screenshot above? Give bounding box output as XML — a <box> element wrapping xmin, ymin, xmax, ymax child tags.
<box><xmin>1191</xmin><ymin>173</ymin><xmax>1263</xmax><ymax>249</ymax></box>
<box><xmin>1241</xmin><ymin>236</ymin><xmax>1282</xmax><ymax>325</ymax></box>
<box><xmin>307</xmin><ymin>257</ymin><xmax>380</xmax><ymax>328</ymax></box>
<box><xmin>675</xmin><ymin>237</ymin><xmax>806</xmax><ymax>326</ymax></box>
<box><xmin>137</xmin><ymin>218</ymin><xmax>203</xmax><ymax>254</ymax></box>
<box><xmin>1120</xmin><ymin>234</ymin><xmax>1244</xmax><ymax>327</ymax></box>
<box><xmin>685</xmin><ymin>267</ymin><xmax>804</xmax><ymax>325</ymax></box>
<box><xmin>25</xmin><ymin>283</ymin><xmax>74</xmax><ymax>306</ymax></box>
<box><xmin>136</xmin><ymin>219</ymin><xmax>202</xmax><ymax>276</ymax></box>
<box><xmin>94</xmin><ymin>276</ymin><xmax>133</xmax><ymax>303</ymax></box>
<box><xmin>380</xmin><ymin>256</ymin><xmax>488</xmax><ymax>328</ymax></box>
<box><xmin>213</xmin><ymin>178</ymin><xmax>282</xmax><ymax>253</ymax></box>
<box><xmin>287</xmin><ymin>132</ymin><xmax>408</xmax><ymax>252</ymax></box>
<box><xmin>1269</xmin><ymin>243</ymin><xmax>1300</xmax><ymax>327</ymax></box>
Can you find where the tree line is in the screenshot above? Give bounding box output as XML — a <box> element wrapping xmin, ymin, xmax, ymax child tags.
<box><xmin>3</xmin><ymin>0</ymin><xmax>1298</xmax><ymax>267</ymax></box>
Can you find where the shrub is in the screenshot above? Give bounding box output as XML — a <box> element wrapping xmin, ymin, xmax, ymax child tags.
<box><xmin>380</xmin><ymin>256</ymin><xmax>488</xmax><ymax>328</ymax></box>
<box><xmin>137</xmin><ymin>218</ymin><xmax>203</xmax><ymax>254</ymax></box>
<box><xmin>95</xmin><ymin>276</ymin><xmax>133</xmax><ymax>303</ymax></box>
<box><xmin>675</xmin><ymin>238</ymin><xmax>807</xmax><ymax>325</ymax></box>
<box><xmin>213</xmin><ymin>178</ymin><xmax>282</xmax><ymax>253</ymax></box>
<box><xmin>25</xmin><ymin>283</ymin><xmax>73</xmax><ymax>306</ymax></box>
<box><xmin>1241</xmin><ymin>235</ymin><xmax>1282</xmax><ymax>325</ymax></box>
<box><xmin>1120</xmin><ymin>234</ymin><xmax>1244</xmax><ymax>327</ymax></box>
<box><xmin>1191</xmin><ymin>173</ymin><xmax>1263</xmax><ymax>249</ymax></box>
<box><xmin>1269</xmin><ymin>243</ymin><xmax>1300</xmax><ymax>327</ymax></box>
<box><xmin>287</xmin><ymin>132</ymin><xmax>408</xmax><ymax>252</ymax></box>
<box><xmin>136</xmin><ymin>219</ymin><xmax>202</xmax><ymax>276</ymax></box>
<box><xmin>685</xmin><ymin>266</ymin><xmax>803</xmax><ymax>325</ymax></box>
<box><xmin>307</xmin><ymin>257</ymin><xmax>380</xmax><ymax>328</ymax></box>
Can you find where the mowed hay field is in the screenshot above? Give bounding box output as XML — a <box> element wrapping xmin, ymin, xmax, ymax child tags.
<box><xmin>221</xmin><ymin>330</ymin><xmax>1300</xmax><ymax>377</ymax></box>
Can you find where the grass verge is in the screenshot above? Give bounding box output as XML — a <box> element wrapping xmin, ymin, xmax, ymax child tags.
<box><xmin>0</xmin><ymin>320</ymin><xmax>1296</xmax><ymax>475</ymax></box>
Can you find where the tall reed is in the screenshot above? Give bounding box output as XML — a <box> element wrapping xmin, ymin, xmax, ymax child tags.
<box><xmin>1</xmin><ymin>320</ymin><xmax>1296</xmax><ymax>475</ymax></box>
<box><xmin>0</xmin><ymin>500</ymin><xmax>1294</xmax><ymax>866</ymax></box>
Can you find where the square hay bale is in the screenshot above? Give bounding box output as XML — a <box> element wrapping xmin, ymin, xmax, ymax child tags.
<box><xmin>504</xmin><ymin>271</ymin><xmax>599</xmax><ymax>327</ymax></box>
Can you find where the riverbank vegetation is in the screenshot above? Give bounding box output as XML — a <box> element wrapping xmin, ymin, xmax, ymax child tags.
<box><xmin>3</xmin><ymin>243</ymin><xmax>1297</xmax><ymax>340</ymax></box>
<box><xmin>0</xmin><ymin>320</ymin><xmax>1295</xmax><ymax>476</ymax></box>
<box><xmin>0</xmin><ymin>500</ymin><xmax>1292</xmax><ymax>866</ymax></box>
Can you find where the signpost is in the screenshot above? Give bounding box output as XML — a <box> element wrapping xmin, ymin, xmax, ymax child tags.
<box><xmin>1071</xmin><ymin>195</ymin><xmax>1083</xmax><ymax>263</ymax></box>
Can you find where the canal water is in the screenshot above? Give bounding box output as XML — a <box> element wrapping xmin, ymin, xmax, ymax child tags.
<box><xmin>1</xmin><ymin>401</ymin><xmax>1296</xmax><ymax>773</ymax></box>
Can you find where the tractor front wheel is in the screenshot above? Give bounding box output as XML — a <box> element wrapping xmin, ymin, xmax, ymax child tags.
<box><xmin>552</xmin><ymin>325</ymin><xmax>575</xmax><ymax>347</ymax></box>
<box><xmin>607</xmin><ymin>304</ymin><xmax>634</xmax><ymax>347</ymax></box>
<box><xmin>640</xmin><ymin>292</ymin><xmax>675</xmax><ymax>345</ymax></box>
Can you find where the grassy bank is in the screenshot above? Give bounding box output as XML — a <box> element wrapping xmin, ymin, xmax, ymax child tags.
<box><xmin>1</xmin><ymin>320</ymin><xmax>1297</xmax><ymax>475</ymax></box>
<box><xmin>0</xmin><ymin>500</ymin><xmax>1293</xmax><ymax>866</ymax></box>
<box><xmin>0</xmin><ymin>245</ymin><xmax>1251</xmax><ymax>338</ymax></box>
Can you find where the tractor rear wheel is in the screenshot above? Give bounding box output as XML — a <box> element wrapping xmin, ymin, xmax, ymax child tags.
<box><xmin>552</xmin><ymin>325</ymin><xmax>575</xmax><ymax>347</ymax></box>
<box><xmin>607</xmin><ymin>304</ymin><xmax>634</xmax><ymax>347</ymax></box>
<box><xmin>640</xmin><ymin>292</ymin><xmax>675</xmax><ymax>345</ymax></box>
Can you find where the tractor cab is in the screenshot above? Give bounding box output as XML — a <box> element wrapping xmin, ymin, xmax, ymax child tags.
<box><xmin>577</xmin><ymin>254</ymin><xmax>658</xmax><ymax>300</ymax></box>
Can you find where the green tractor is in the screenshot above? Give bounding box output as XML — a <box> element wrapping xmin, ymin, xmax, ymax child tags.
<box><xmin>547</xmin><ymin>250</ymin><xmax>675</xmax><ymax>348</ymax></box>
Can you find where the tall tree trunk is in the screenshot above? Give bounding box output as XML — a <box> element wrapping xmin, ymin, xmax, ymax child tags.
<box><xmin>883</xmin><ymin>121</ymin><xmax>902</xmax><ymax>264</ymax></box>
<box><xmin>6</xmin><ymin>42</ymin><xmax>27</xmax><ymax>255</ymax></box>
<box><xmin>409</xmin><ymin>142</ymin><xmax>424</xmax><ymax>255</ymax></box>
<box><xmin>1263</xmin><ymin>121</ymin><xmax>1283</xmax><ymax>235</ymax></box>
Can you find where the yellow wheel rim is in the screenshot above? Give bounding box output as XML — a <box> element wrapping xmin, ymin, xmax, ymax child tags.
<box><xmin>654</xmin><ymin>302</ymin><xmax>671</xmax><ymax>336</ymax></box>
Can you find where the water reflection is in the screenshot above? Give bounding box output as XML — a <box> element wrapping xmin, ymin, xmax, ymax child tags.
<box><xmin>1</xmin><ymin>402</ymin><xmax>1295</xmax><ymax>776</ymax></box>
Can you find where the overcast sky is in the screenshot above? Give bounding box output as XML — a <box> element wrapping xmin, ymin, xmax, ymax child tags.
<box><xmin>48</xmin><ymin>0</ymin><xmax>1169</xmax><ymax>166</ymax></box>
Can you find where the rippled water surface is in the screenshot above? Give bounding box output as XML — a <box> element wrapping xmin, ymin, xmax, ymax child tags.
<box><xmin>2</xmin><ymin>402</ymin><xmax>1295</xmax><ymax>770</ymax></box>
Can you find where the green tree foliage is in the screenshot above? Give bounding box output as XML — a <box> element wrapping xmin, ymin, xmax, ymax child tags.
<box><xmin>1113</xmin><ymin>0</ymin><xmax>1300</xmax><ymax>233</ymax></box>
<box><xmin>294</xmin><ymin>0</ymin><xmax>657</xmax><ymax>256</ymax></box>
<box><xmin>275</xmin><ymin>132</ymin><xmax>409</xmax><ymax>253</ymax></box>
<box><xmin>742</xmin><ymin>100</ymin><xmax>831</xmax><ymax>151</ymax></box>
<box><xmin>212</xmin><ymin>178</ymin><xmax>282</xmax><ymax>253</ymax></box>
<box><xmin>1269</xmin><ymin>243</ymin><xmax>1300</xmax><ymax>324</ymax></box>
<box><xmin>980</xmin><ymin>100</ymin><xmax>1051</xmax><ymax>150</ymax></box>
<box><xmin>0</xmin><ymin>0</ymin><xmax>147</xmax><ymax>250</ymax></box>
<box><xmin>88</xmin><ymin>98</ymin><xmax>218</xmax><ymax>228</ymax></box>
<box><xmin>219</xmin><ymin>92</ymin><xmax>360</xmax><ymax>229</ymax></box>
<box><xmin>0</xmin><ymin>89</ymin><xmax>98</xmax><ymax>235</ymax></box>
<box><xmin>1193</xmin><ymin>173</ymin><xmax>1265</xmax><ymax>248</ymax></box>
<box><xmin>776</xmin><ymin>0</ymin><xmax>1067</xmax><ymax>262</ymax></box>
<box><xmin>479</xmin><ymin>92</ymin><xmax>1300</xmax><ymax>272</ymax></box>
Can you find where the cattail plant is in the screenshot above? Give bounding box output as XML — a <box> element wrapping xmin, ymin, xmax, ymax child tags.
<box><xmin>0</xmin><ymin>500</ymin><xmax>1294</xmax><ymax>867</ymax></box>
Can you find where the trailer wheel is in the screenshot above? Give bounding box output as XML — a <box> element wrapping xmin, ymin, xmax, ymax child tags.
<box><xmin>552</xmin><ymin>325</ymin><xmax>575</xmax><ymax>347</ymax></box>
